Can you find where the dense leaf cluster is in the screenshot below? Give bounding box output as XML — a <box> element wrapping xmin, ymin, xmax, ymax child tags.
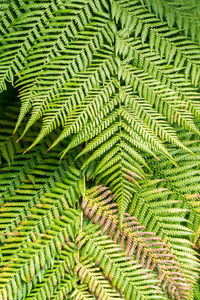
<box><xmin>0</xmin><ymin>0</ymin><xmax>200</xmax><ymax>299</ymax></box>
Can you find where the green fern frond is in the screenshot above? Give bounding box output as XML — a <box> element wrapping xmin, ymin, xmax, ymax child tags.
<box><xmin>111</xmin><ymin>0</ymin><xmax>200</xmax><ymax>85</ymax></box>
<box><xmin>115</xmin><ymin>33</ymin><xmax>200</xmax><ymax>119</ymax></box>
<box><xmin>0</xmin><ymin>0</ymin><xmax>197</xmax><ymax>166</ymax></box>
<box><xmin>25</xmin><ymin>257</ymin><xmax>76</xmax><ymax>300</ymax></box>
<box><xmin>0</xmin><ymin>0</ymin><xmax>24</xmax><ymax>36</ymax></box>
<box><xmin>129</xmin><ymin>182</ymin><xmax>199</xmax><ymax>286</ymax></box>
<box><xmin>0</xmin><ymin>137</ymin><xmax>198</xmax><ymax>300</ymax></box>
<box><xmin>82</xmin><ymin>186</ymin><xmax>194</xmax><ymax>299</ymax></box>
<box><xmin>75</xmin><ymin>256</ymin><xmax>123</xmax><ymax>299</ymax></box>
<box><xmin>16</xmin><ymin>14</ymin><xmax>114</xmax><ymax>137</ymax></box>
<box><xmin>45</xmin><ymin>81</ymin><xmax>199</xmax><ymax>218</ymax></box>
<box><xmin>78</xmin><ymin>226</ymin><xmax>165</xmax><ymax>299</ymax></box>
<box><xmin>139</xmin><ymin>0</ymin><xmax>200</xmax><ymax>43</ymax></box>
<box><xmin>0</xmin><ymin>0</ymin><xmax>199</xmax><ymax>226</ymax></box>
<box><xmin>51</xmin><ymin>275</ymin><xmax>76</xmax><ymax>300</ymax></box>
<box><xmin>194</xmin><ymin>279</ymin><xmax>200</xmax><ymax>300</ymax></box>
<box><xmin>117</xmin><ymin>61</ymin><xmax>200</xmax><ymax>137</ymax></box>
<box><xmin>70</xmin><ymin>285</ymin><xmax>95</xmax><ymax>300</ymax></box>
<box><xmin>148</xmin><ymin>130</ymin><xmax>200</xmax><ymax>244</ymax></box>
<box><xmin>33</xmin><ymin>76</ymin><xmax>117</xmax><ymax>151</ymax></box>
<box><xmin>0</xmin><ymin>106</ymin><xmax>23</xmax><ymax>166</ymax></box>
<box><xmin>0</xmin><ymin>0</ymin><xmax>63</xmax><ymax>91</ymax></box>
<box><xmin>0</xmin><ymin>1</ymin><xmax>200</xmax><ymax>298</ymax></box>
<box><xmin>0</xmin><ymin>208</ymin><xmax>80</xmax><ymax>299</ymax></box>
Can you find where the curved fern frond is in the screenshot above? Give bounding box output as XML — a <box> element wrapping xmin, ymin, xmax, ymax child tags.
<box><xmin>0</xmin><ymin>207</ymin><xmax>80</xmax><ymax>299</ymax></box>
<box><xmin>70</xmin><ymin>285</ymin><xmax>95</xmax><ymax>300</ymax></box>
<box><xmin>29</xmin><ymin>74</ymin><xmax>117</xmax><ymax>151</ymax></box>
<box><xmin>51</xmin><ymin>275</ymin><xmax>76</xmax><ymax>300</ymax></box>
<box><xmin>0</xmin><ymin>0</ymin><xmax>64</xmax><ymax>91</ymax></box>
<box><xmin>75</xmin><ymin>256</ymin><xmax>123</xmax><ymax>299</ymax></box>
<box><xmin>111</xmin><ymin>0</ymin><xmax>200</xmax><ymax>86</ymax></box>
<box><xmin>148</xmin><ymin>130</ymin><xmax>200</xmax><ymax>245</ymax></box>
<box><xmin>0</xmin><ymin>0</ymin><xmax>24</xmax><ymax>36</ymax></box>
<box><xmin>25</xmin><ymin>256</ymin><xmax>76</xmax><ymax>300</ymax></box>
<box><xmin>0</xmin><ymin>0</ymin><xmax>198</xmax><ymax>169</ymax></box>
<box><xmin>82</xmin><ymin>186</ymin><xmax>195</xmax><ymax>299</ymax></box>
<box><xmin>78</xmin><ymin>226</ymin><xmax>165</xmax><ymax>299</ymax></box>
<box><xmin>16</xmin><ymin>14</ymin><xmax>114</xmax><ymax>137</ymax></box>
<box><xmin>117</xmin><ymin>60</ymin><xmax>200</xmax><ymax>137</ymax></box>
<box><xmin>129</xmin><ymin>181</ymin><xmax>199</xmax><ymax>286</ymax></box>
<box><xmin>35</xmin><ymin>79</ymin><xmax>198</xmax><ymax>219</ymax></box>
<box><xmin>115</xmin><ymin>33</ymin><xmax>200</xmax><ymax>119</ymax></box>
<box><xmin>0</xmin><ymin>127</ymin><xmax>198</xmax><ymax>300</ymax></box>
<box><xmin>139</xmin><ymin>0</ymin><xmax>200</xmax><ymax>43</ymax></box>
<box><xmin>0</xmin><ymin>106</ymin><xmax>24</xmax><ymax>166</ymax></box>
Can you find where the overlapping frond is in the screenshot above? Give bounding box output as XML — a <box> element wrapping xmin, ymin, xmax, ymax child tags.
<box><xmin>128</xmin><ymin>181</ymin><xmax>199</xmax><ymax>286</ymax></box>
<box><xmin>3</xmin><ymin>0</ymin><xmax>199</xmax><ymax>220</ymax></box>
<box><xmin>0</xmin><ymin>136</ymin><xmax>198</xmax><ymax>299</ymax></box>
<box><xmin>0</xmin><ymin>0</ymin><xmax>197</xmax><ymax>161</ymax></box>
<box><xmin>25</xmin><ymin>259</ymin><xmax>76</xmax><ymax>300</ymax></box>
<box><xmin>111</xmin><ymin>0</ymin><xmax>200</xmax><ymax>86</ymax></box>
<box><xmin>0</xmin><ymin>0</ymin><xmax>24</xmax><ymax>36</ymax></box>
<box><xmin>0</xmin><ymin>106</ymin><xmax>24</xmax><ymax>166</ymax></box>
<box><xmin>115</xmin><ymin>33</ymin><xmax>200</xmax><ymax>121</ymax></box>
<box><xmin>138</xmin><ymin>0</ymin><xmax>200</xmax><ymax>43</ymax></box>
<box><xmin>74</xmin><ymin>257</ymin><xmax>123</xmax><ymax>299</ymax></box>
<box><xmin>0</xmin><ymin>0</ymin><xmax>63</xmax><ymax>91</ymax></box>
<box><xmin>15</xmin><ymin>8</ymin><xmax>113</xmax><ymax>134</ymax></box>
<box><xmin>0</xmin><ymin>206</ymin><xmax>80</xmax><ymax>299</ymax></box>
<box><xmin>0</xmin><ymin>144</ymin><xmax>164</xmax><ymax>299</ymax></box>
<box><xmin>0</xmin><ymin>104</ymin><xmax>197</xmax><ymax>299</ymax></box>
<box><xmin>55</xmin><ymin>83</ymin><xmax>194</xmax><ymax>220</ymax></box>
<box><xmin>0</xmin><ymin>1</ymin><xmax>200</xmax><ymax>298</ymax></box>
<box><xmin>78</xmin><ymin>227</ymin><xmax>165</xmax><ymax>300</ymax></box>
<box><xmin>82</xmin><ymin>186</ymin><xmax>197</xmax><ymax>299</ymax></box>
<box><xmin>148</xmin><ymin>130</ymin><xmax>200</xmax><ymax>245</ymax></box>
<box><xmin>0</xmin><ymin>0</ymin><xmax>199</xmax><ymax>217</ymax></box>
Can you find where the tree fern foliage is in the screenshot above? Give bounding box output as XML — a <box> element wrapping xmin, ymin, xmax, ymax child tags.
<box><xmin>0</xmin><ymin>0</ymin><xmax>200</xmax><ymax>299</ymax></box>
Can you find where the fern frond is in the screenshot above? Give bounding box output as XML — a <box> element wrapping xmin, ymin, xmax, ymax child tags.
<box><xmin>139</xmin><ymin>0</ymin><xmax>200</xmax><ymax>43</ymax></box>
<box><xmin>0</xmin><ymin>207</ymin><xmax>80</xmax><ymax>299</ymax></box>
<box><xmin>43</xmin><ymin>81</ymin><xmax>199</xmax><ymax>218</ymax></box>
<box><xmin>0</xmin><ymin>0</ymin><xmax>24</xmax><ymax>36</ymax></box>
<box><xmin>70</xmin><ymin>285</ymin><xmax>95</xmax><ymax>300</ymax></box>
<box><xmin>16</xmin><ymin>14</ymin><xmax>114</xmax><ymax>137</ymax></box>
<box><xmin>25</xmin><ymin>257</ymin><xmax>76</xmax><ymax>300</ymax></box>
<box><xmin>129</xmin><ymin>181</ymin><xmax>199</xmax><ymax>285</ymax></box>
<box><xmin>0</xmin><ymin>153</ymin><xmax>82</xmax><ymax>243</ymax></box>
<box><xmin>111</xmin><ymin>0</ymin><xmax>200</xmax><ymax>86</ymax></box>
<box><xmin>148</xmin><ymin>131</ymin><xmax>200</xmax><ymax>245</ymax></box>
<box><xmin>0</xmin><ymin>106</ymin><xmax>24</xmax><ymax>166</ymax></box>
<box><xmin>194</xmin><ymin>279</ymin><xmax>200</xmax><ymax>300</ymax></box>
<box><xmin>117</xmin><ymin>60</ymin><xmax>200</xmax><ymax>137</ymax></box>
<box><xmin>78</xmin><ymin>225</ymin><xmax>165</xmax><ymax>299</ymax></box>
<box><xmin>51</xmin><ymin>275</ymin><xmax>76</xmax><ymax>300</ymax></box>
<box><xmin>0</xmin><ymin>0</ymin><xmax>197</xmax><ymax>170</ymax></box>
<box><xmin>75</xmin><ymin>256</ymin><xmax>123</xmax><ymax>299</ymax></box>
<box><xmin>31</xmin><ymin>75</ymin><xmax>117</xmax><ymax>151</ymax></box>
<box><xmin>0</xmin><ymin>0</ymin><xmax>63</xmax><ymax>91</ymax></box>
<box><xmin>116</xmin><ymin>33</ymin><xmax>200</xmax><ymax>119</ymax></box>
<box><xmin>0</xmin><ymin>1</ymin><xmax>200</xmax><ymax>298</ymax></box>
<box><xmin>82</xmin><ymin>186</ymin><xmax>194</xmax><ymax>299</ymax></box>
